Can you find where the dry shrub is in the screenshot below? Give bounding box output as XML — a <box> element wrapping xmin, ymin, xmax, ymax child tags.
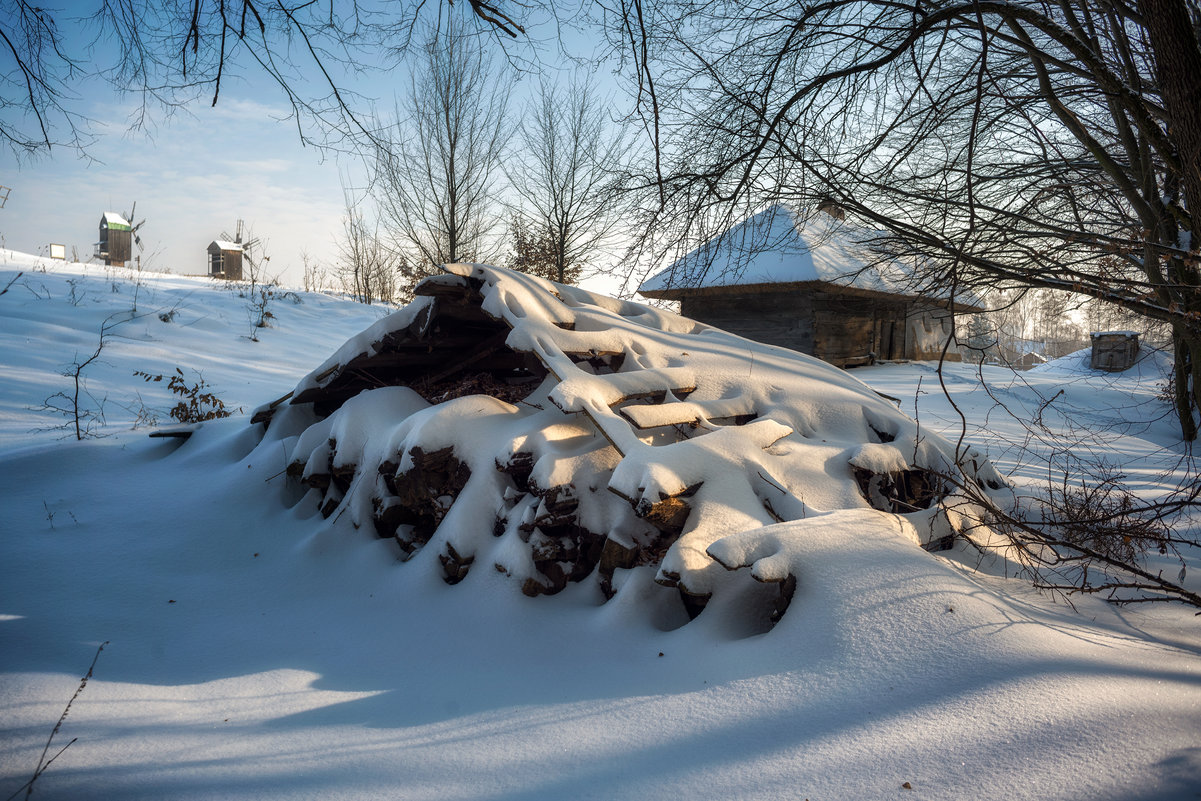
<box><xmin>134</xmin><ymin>368</ymin><xmax>235</xmax><ymax>423</ymax></box>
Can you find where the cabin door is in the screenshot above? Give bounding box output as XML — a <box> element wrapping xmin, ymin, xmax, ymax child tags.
<box><xmin>875</xmin><ymin>317</ymin><xmax>898</xmax><ymax>361</ymax></box>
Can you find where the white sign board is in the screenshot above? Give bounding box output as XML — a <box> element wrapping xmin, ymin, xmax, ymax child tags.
<box><xmin>49</xmin><ymin>243</ymin><xmax>67</xmax><ymax>260</ymax></box>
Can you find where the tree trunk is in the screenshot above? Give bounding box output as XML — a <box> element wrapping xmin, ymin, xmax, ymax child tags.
<box><xmin>1139</xmin><ymin>0</ymin><xmax>1201</xmax><ymax>439</ymax></box>
<box><xmin>1139</xmin><ymin>0</ymin><xmax>1201</xmax><ymax>222</ymax></box>
<box><xmin>1173</xmin><ymin>325</ymin><xmax>1201</xmax><ymax>441</ymax></box>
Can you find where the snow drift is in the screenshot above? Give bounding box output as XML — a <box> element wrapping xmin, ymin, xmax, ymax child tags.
<box><xmin>3</xmin><ymin>253</ymin><xmax>1200</xmax><ymax>800</ymax></box>
<box><xmin>256</xmin><ymin>264</ymin><xmax>1006</xmax><ymax>627</ymax></box>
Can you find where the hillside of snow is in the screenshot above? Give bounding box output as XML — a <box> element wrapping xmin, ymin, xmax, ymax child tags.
<box><xmin>0</xmin><ymin>252</ymin><xmax>391</xmax><ymax>447</ymax></box>
<box><xmin>1</xmin><ymin>252</ymin><xmax>1199</xmax><ymax>800</ymax></box>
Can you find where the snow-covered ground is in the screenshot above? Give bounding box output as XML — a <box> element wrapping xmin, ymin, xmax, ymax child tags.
<box><xmin>2</xmin><ymin>252</ymin><xmax>1199</xmax><ymax>800</ymax></box>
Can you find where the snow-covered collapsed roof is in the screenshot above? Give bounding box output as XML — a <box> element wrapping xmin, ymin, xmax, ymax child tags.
<box><xmin>640</xmin><ymin>205</ymin><xmax>983</xmax><ymax>311</ymax></box>
<box><xmin>101</xmin><ymin>212</ymin><xmax>131</xmax><ymax>230</ymax></box>
<box><xmin>257</xmin><ymin>263</ymin><xmax>1004</xmax><ymax>627</ymax></box>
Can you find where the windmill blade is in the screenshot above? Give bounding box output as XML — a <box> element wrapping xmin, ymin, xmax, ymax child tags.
<box><xmin>242</xmin><ymin>237</ymin><xmax>260</xmax><ymax>253</ymax></box>
<box><xmin>134</xmin><ymin>232</ymin><xmax>144</xmax><ymax>251</ymax></box>
<box><xmin>125</xmin><ymin>201</ymin><xmax>136</xmax><ymax>225</ymax></box>
<box><xmin>235</xmin><ymin>219</ymin><xmax>244</xmax><ymax>244</ymax></box>
<box><xmin>132</xmin><ymin>218</ymin><xmax>146</xmax><ymax>232</ymax></box>
<box><xmin>220</xmin><ymin>231</ymin><xmax>234</xmax><ymax>242</ymax></box>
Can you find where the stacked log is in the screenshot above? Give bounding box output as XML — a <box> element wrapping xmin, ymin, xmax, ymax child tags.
<box><xmin>852</xmin><ymin>466</ymin><xmax>941</xmax><ymax>514</ymax></box>
<box><xmin>376</xmin><ymin>446</ymin><xmax>472</xmax><ymax>556</ymax></box>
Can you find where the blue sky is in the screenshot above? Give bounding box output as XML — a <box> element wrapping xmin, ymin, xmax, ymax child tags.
<box><xmin>2</xmin><ymin>90</ymin><xmax>360</xmax><ymax>284</ymax></box>
<box><xmin>0</xmin><ymin>3</ymin><xmax>622</xmax><ymax>289</ymax></box>
<box><xmin>0</xmin><ymin>0</ymin><xmax>396</xmax><ymax>287</ymax></box>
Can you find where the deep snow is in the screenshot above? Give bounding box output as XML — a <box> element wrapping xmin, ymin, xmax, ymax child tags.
<box><xmin>1</xmin><ymin>253</ymin><xmax>1199</xmax><ymax>800</ymax></box>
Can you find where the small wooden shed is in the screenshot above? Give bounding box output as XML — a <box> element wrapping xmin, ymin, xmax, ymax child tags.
<box><xmin>639</xmin><ymin>206</ymin><xmax>984</xmax><ymax>367</ymax></box>
<box><xmin>207</xmin><ymin>240</ymin><xmax>244</xmax><ymax>281</ymax></box>
<box><xmin>1090</xmin><ymin>331</ymin><xmax>1140</xmax><ymax>372</ymax></box>
<box><xmin>1010</xmin><ymin>351</ymin><xmax>1048</xmax><ymax>371</ymax></box>
<box><xmin>97</xmin><ymin>212</ymin><xmax>132</xmax><ymax>267</ymax></box>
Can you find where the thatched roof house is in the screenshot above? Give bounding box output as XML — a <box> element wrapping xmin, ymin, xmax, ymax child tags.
<box><xmin>639</xmin><ymin>205</ymin><xmax>984</xmax><ymax>367</ymax></box>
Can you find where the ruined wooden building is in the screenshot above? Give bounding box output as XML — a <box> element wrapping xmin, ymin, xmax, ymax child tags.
<box><xmin>250</xmin><ymin>264</ymin><xmax>1006</xmax><ymax>628</ymax></box>
<box><xmin>639</xmin><ymin>205</ymin><xmax>984</xmax><ymax>367</ymax></box>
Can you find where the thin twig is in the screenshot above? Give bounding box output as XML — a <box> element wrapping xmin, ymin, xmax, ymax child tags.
<box><xmin>7</xmin><ymin>641</ymin><xmax>108</xmax><ymax>801</ymax></box>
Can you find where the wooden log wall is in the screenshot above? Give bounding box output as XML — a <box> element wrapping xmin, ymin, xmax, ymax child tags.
<box><xmin>680</xmin><ymin>287</ymin><xmax>962</xmax><ymax>366</ymax></box>
<box><xmin>681</xmin><ymin>290</ymin><xmax>816</xmax><ymax>354</ymax></box>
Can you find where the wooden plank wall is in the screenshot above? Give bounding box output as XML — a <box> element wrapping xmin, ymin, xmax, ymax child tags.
<box><xmin>812</xmin><ymin>293</ymin><xmax>908</xmax><ymax>366</ymax></box>
<box><xmin>906</xmin><ymin>304</ymin><xmax>960</xmax><ymax>361</ymax></box>
<box><xmin>223</xmin><ymin>251</ymin><xmax>244</xmax><ymax>281</ymax></box>
<box><xmin>107</xmin><ymin>230</ymin><xmax>131</xmax><ymax>265</ymax></box>
<box><xmin>682</xmin><ymin>291</ymin><xmax>817</xmax><ymax>354</ymax></box>
<box><xmin>677</xmin><ymin>289</ymin><xmax>961</xmax><ymax>367</ymax></box>
<box><xmin>208</xmin><ymin>247</ymin><xmax>244</xmax><ymax>281</ymax></box>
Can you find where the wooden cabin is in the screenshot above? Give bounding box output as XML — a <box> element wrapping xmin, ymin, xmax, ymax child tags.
<box><xmin>639</xmin><ymin>205</ymin><xmax>984</xmax><ymax>367</ymax></box>
<box><xmin>1090</xmin><ymin>331</ymin><xmax>1140</xmax><ymax>372</ymax></box>
<box><xmin>207</xmin><ymin>240</ymin><xmax>244</xmax><ymax>281</ymax></box>
<box><xmin>96</xmin><ymin>212</ymin><xmax>132</xmax><ymax>267</ymax></box>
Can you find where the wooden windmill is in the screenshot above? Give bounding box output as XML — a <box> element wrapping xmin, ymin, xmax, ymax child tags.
<box><xmin>209</xmin><ymin>219</ymin><xmax>265</xmax><ymax>281</ymax></box>
<box><xmin>96</xmin><ymin>202</ymin><xmax>146</xmax><ymax>267</ymax></box>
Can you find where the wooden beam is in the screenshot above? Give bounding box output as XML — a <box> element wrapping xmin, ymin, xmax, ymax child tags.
<box><xmin>419</xmin><ymin>330</ymin><xmax>511</xmax><ymax>385</ymax></box>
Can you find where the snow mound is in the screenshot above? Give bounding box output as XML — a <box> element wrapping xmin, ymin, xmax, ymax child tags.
<box><xmin>1031</xmin><ymin>344</ymin><xmax>1173</xmax><ymax>381</ymax></box>
<box><xmin>256</xmin><ymin>264</ymin><xmax>1007</xmax><ymax>628</ymax></box>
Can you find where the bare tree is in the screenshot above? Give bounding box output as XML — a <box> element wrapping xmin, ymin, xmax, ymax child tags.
<box><xmin>373</xmin><ymin>19</ymin><xmax>510</xmax><ymax>294</ymax></box>
<box><xmin>300</xmin><ymin>249</ymin><xmax>328</xmax><ymax>294</ymax></box>
<box><xmin>0</xmin><ymin>0</ymin><xmax>536</xmax><ymax>161</ymax></box>
<box><xmin>36</xmin><ymin>311</ymin><xmax>131</xmax><ymax>439</ymax></box>
<box><xmin>0</xmin><ymin>1</ymin><xmax>92</xmax><ymax>158</ymax></box>
<box><xmin>980</xmin><ymin>289</ymin><xmax>1089</xmax><ymax>363</ymax></box>
<box><xmin>1083</xmin><ymin>295</ymin><xmax>1173</xmax><ymax>347</ymax></box>
<box><xmin>599</xmin><ymin>0</ymin><xmax>1201</xmax><ymax>610</ymax></box>
<box><xmin>507</xmin><ymin>74</ymin><xmax>628</xmax><ymax>284</ymax></box>
<box><xmin>504</xmin><ymin>213</ymin><xmax>567</xmax><ymax>282</ymax></box>
<box><xmin>337</xmin><ymin>186</ymin><xmax>400</xmax><ymax>304</ymax></box>
<box><xmin>609</xmin><ymin>0</ymin><xmax>1201</xmax><ymax>440</ymax></box>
